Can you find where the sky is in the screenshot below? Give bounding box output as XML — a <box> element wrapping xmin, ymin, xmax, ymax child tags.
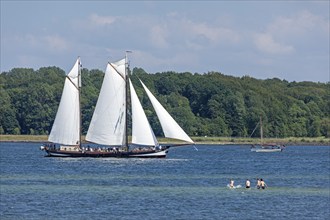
<box><xmin>1</xmin><ymin>1</ymin><xmax>329</xmax><ymax>82</ymax></box>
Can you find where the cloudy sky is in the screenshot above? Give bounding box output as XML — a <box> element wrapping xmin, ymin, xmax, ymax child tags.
<box><xmin>1</xmin><ymin>1</ymin><xmax>329</xmax><ymax>82</ymax></box>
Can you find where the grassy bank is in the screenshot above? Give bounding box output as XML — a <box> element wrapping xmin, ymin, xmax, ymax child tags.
<box><xmin>0</xmin><ymin>135</ymin><xmax>329</xmax><ymax>145</ymax></box>
<box><xmin>191</xmin><ymin>136</ymin><xmax>329</xmax><ymax>145</ymax></box>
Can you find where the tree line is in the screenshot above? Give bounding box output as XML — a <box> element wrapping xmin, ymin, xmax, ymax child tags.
<box><xmin>1</xmin><ymin>66</ymin><xmax>329</xmax><ymax>138</ymax></box>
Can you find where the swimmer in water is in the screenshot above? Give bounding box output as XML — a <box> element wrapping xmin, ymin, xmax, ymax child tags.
<box><xmin>260</xmin><ymin>178</ymin><xmax>267</xmax><ymax>189</ymax></box>
<box><xmin>245</xmin><ymin>179</ymin><xmax>251</xmax><ymax>189</ymax></box>
<box><xmin>229</xmin><ymin>179</ymin><xmax>234</xmax><ymax>188</ymax></box>
<box><xmin>256</xmin><ymin>178</ymin><xmax>261</xmax><ymax>189</ymax></box>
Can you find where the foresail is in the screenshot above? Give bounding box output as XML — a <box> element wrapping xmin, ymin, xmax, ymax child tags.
<box><xmin>130</xmin><ymin>79</ymin><xmax>158</xmax><ymax>146</ymax></box>
<box><xmin>140</xmin><ymin>80</ymin><xmax>194</xmax><ymax>144</ymax></box>
<box><xmin>86</xmin><ymin>60</ymin><xmax>126</xmax><ymax>145</ymax></box>
<box><xmin>48</xmin><ymin>58</ymin><xmax>81</xmax><ymax>145</ymax></box>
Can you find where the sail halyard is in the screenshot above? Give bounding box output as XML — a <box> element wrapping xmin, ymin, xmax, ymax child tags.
<box><xmin>139</xmin><ymin>80</ymin><xmax>194</xmax><ymax>144</ymax></box>
<box><xmin>48</xmin><ymin>58</ymin><xmax>81</xmax><ymax>146</ymax></box>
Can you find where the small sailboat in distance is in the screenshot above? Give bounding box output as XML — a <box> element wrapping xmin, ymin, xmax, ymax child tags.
<box><xmin>250</xmin><ymin>116</ymin><xmax>285</xmax><ymax>152</ymax></box>
<box><xmin>41</xmin><ymin>55</ymin><xmax>194</xmax><ymax>157</ymax></box>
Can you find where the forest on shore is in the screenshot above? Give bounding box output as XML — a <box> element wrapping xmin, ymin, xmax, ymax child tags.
<box><xmin>1</xmin><ymin>66</ymin><xmax>329</xmax><ymax>139</ymax></box>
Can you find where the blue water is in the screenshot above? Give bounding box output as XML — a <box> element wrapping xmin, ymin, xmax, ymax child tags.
<box><xmin>0</xmin><ymin>143</ymin><xmax>329</xmax><ymax>219</ymax></box>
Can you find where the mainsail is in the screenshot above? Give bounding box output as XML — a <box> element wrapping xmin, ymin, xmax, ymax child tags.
<box><xmin>48</xmin><ymin>58</ymin><xmax>81</xmax><ymax>145</ymax></box>
<box><xmin>140</xmin><ymin>80</ymin><xmax>194</xmax><ymax>144</ymax></box>
<box><xmin>86</xmin><ymin>60</ymin><xmax>126</xmax><ymax>145</ymax></box>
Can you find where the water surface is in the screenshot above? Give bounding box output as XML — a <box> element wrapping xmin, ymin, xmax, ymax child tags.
<box><xmin>1</xmin><ymin>143</ymin><xmax>329</xmax><ymax>219</ymax></box>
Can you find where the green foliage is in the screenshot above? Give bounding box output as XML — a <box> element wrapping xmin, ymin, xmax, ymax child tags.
<box><xmin>1</xmin><ymin>66</ymin><xmax>329</xmax><ymax>139</ymax></box>
<box><xmin>0</xmin><ymin>86</ymin><xmax>20</xmax><ymax>134</ymax></box>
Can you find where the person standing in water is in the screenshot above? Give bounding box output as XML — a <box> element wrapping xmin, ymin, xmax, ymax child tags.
<box><xmin>229</xmin><ymin>179</ymin><xmax>234</xmax><ymax>188</ymax></box>
<box><xmin>256</xmin><ymin>178</ymin><xmax>261</xmax><ymax>189</ymax></box>
<box><xmin>260</xmin><ymin>178</ymin><xmax>267</xmax><ymax>189</ymax></box>
<box><xmin>245</xmin><ymin>179</ymin><xmax>251</xmax><ymax>189</ymax></box>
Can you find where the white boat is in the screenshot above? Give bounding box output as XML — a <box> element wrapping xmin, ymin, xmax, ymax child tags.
<box><xmin>250</xmin><ymin>144</ymin><xmax>284</xmax><ymax>152</ymax></box>
<box><xmin>41</xmin><ymin>54</ymin><xmax>194</xmax><ymax>158</ymax></box>
<box><xmin>250</xmin><ymin>117</ymin><xmax>285</xmax><ymax>153</ymax></box>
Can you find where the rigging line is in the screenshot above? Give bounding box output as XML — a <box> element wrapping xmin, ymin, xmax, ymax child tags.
<box><xmin>249</xmin><ymin>121</ymin><xmax>260</xmax><ymax>138</ymax></box>
<box><xmin>193</xmin><ymin>144</ymin><xmax>199</xmax><ymax>151</ymax></box>
<box><xmin>66</xmin><ymin>76</ymin><xmax>79</xmax><ymax>90</ymax></box>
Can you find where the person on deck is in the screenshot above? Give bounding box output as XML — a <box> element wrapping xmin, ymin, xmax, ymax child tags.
<box><xmin>245</xmin><ymin>179</ymin><xmax>251</xmax><ymax>188</ymax></box>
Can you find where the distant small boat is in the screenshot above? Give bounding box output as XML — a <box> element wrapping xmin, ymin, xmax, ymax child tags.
<box><xmin>250</xmin><ymin>116</ymin><xmax>285</xmax><ymax>153</ymax></box>
<box><xmin>251</xmin><ymin>144</ymin><xmax>285</xmax><ymax>152</ymax></box>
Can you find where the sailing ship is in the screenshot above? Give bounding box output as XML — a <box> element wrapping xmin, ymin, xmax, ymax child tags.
<box><xmin>40</xmin><ymin>55</ymin><xmax>194</xmax><ymax>158</ymax></box>
<box><xmin>250</xmin><ymin>116</ymin><xmax>285</xmax><ymax>152</ymax></box>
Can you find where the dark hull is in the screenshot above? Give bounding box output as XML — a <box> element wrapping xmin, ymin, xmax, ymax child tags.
<box><xmin>42</xmin><ymin>147</ymin><xmax>168</xmax><ymax>158</ymax></box>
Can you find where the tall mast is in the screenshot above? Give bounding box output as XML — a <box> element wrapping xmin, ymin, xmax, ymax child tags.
<box><xmin>125</xmin><ymin>51</ymin><xmax>132</xmax><ymax>151</ymax></box>
<box><xmin>260</xmin><ymin>116</ymin><xmax>263</xmax><ymax>145</ymax></box>
<box><xmin>78</xmin><ymin>57</ymin><xmax>82</xmax><ymax>148</ymax></box>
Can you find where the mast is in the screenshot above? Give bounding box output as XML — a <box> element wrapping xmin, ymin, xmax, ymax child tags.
<box><xmin>125</xmin><ymin>51</ymin><xmax>132</xmax><ymax>151</ymax></box>
<box><xmin>260</xmin><ymin>116</ymin><xmax>263</xmax><ymax>145</ymax></box>
<box><xmin>78</xmin><ymin>57</ymin><xmax>82</xmax><ymax>148</ymax></box>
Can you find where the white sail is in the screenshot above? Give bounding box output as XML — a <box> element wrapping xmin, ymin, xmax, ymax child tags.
<box><xmin>113</xmin><ymin>58</ymin><xmax>126</xmax><ymax>78</ymax></box>
<box><xmin>86</xmin><ymin>60</ymin><xmax>126</xmax><ymax>145</ymax></box>
<box><xmin>48</xmin><ymin>58</ymin><xmax>81</xmax><ymax>145</ymax></box>
<box><xmin>140</xmin><ymin>80</ymin><xmax>194</xmax><ymax>143</ymax></box>
<box><xmin>129</xmin><ymin>79</ymin><xmax>158</xmax><ymax>146</ymax></box>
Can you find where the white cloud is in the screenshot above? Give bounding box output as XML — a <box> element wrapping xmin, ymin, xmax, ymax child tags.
<box><xmin>89</xmin><ymin>13</ymin><xmax>116</xmax><ymax>26</ymax></box>
<box><xmin>147</xmin><ymin>15</ymin><xmax>240</xmax><ymax>51</ymax></box>
<box><xmin>186</xmin><ymin>20</ymin><xmax>239</xmax><ymax>45</ymax></box>
<box><xmin>11</xmin><ymin>34</ymin><xmax>69</xmax><ymax>52</ymax></box>
<box><xmin>268</xmin><ymin>10</ymin><xmax>328</xmax><ymax>37</ymax></box>
<box><xmin>253</xmin><ymin>10</ymin><xmax>329</xmax><ymax>55</ymax></box>
<box><xmin>176</xmin><ymin>17</ymin><xmax>240</xmax><ymax>49</ymax></box>
<box><xmin>44</xmin><ymin>35</ymin><xmax>69</xmax><ymax>51</ymax></box>
<box><xmin>150</xmin><ymin>25</ymin><xmax>169</xmax><ymax>49</ymax></box>
<box><xmin>130</xmin><ymin>49</ymin><xmax>199</xmax><ymax>73</ymax></box>
<box><xmin>254</xmin><ymin>33</ymin><xmax>294</xmax><ymax>55</ymax></box>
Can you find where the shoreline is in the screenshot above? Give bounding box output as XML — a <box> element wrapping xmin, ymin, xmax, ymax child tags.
<box><xmin>0</xmin><ymin>135</ymin><xmax>329</xmax><ymax>146</ymax></box>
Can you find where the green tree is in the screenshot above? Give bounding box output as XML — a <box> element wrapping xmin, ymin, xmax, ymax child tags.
<box><xmin>0</xmin><ymin>87</ymin><xmax>20</xmax><ymax>134</ymax></box>
<box><xmin>288</xmin><ymin>103</ymin><xmax>308</xmax><ymax>137</ymax></box>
